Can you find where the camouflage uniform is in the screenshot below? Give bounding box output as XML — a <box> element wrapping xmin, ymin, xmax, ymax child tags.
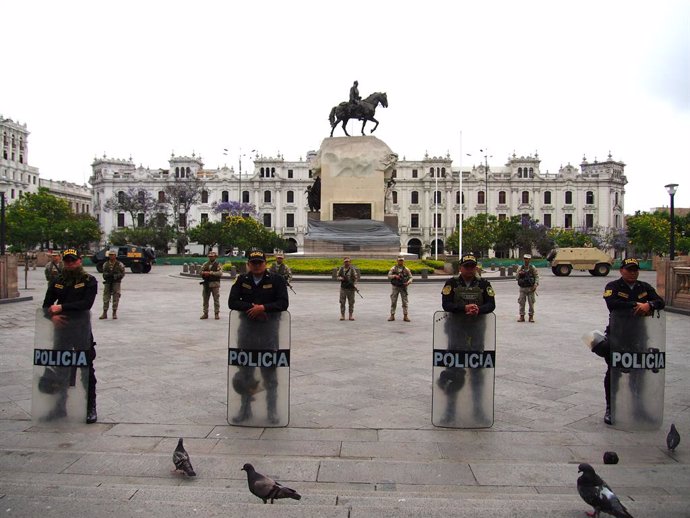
<box><xmin>387</xmin><ymin>262</ymin><xmax>412</xmax><ymax>320</ymax></box>
<box><xmin>101</xmin><ymin>259</ymin><xmax>126</xmax><ymax>318</ymax></box>
<box><xmin>201</xmin><ymin>259</ymin><xmax>223</xmax><ymax>318</ymax></box>
<box><xmin>44</xmin><ymin>260</ymin><xmax>63</xmax><ymax>284</ymax></box>
<box><xmin>516</xmin><ymin>263</ymin><xmax>539</xmax><ymax>321</ymax></box>
<box><xmin>269</xmin><ymin>261</ymin><xmax>293</xmax><ymax>285</ymax></box>
<box><xmin>337</xmin><ymin>263</ymin><xmax>359</xmax><ymax>319</ymax></box>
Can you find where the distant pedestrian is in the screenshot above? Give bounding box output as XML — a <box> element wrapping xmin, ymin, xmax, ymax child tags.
<box><xmin>387</xmin><ymin>256</ymin><xmax>412</xmax><ymax>321</ymax></box>
<box><xmin>44</xmin><ymin>251</ymin><xmax>63</xmax><ymax>284</ymax></box>
<box><xmin>200</xmin><ymin>250</ymin><xmax>223</xmax><ymax>320</ymax></box>
<box><xmin>336</xmin><ymin>257</ymin><xmax>359</xmax><ymax>321</ymax></box>
<box><xmin>100</xmin><ymin>249</ymin><xmax>125</xmax><ymax>320</ymax></box>
<box><xmin>516</xmin><ymin>254</ymin><xmax>539</xmax><ymax>322</ymax></box>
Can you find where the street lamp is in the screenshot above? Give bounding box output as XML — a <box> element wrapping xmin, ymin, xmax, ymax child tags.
<box><xmin>0</xmin><ymin>175</ymin><xmax>8</xmax><ymax>256</ymax></box>
<box><xmin>665</xmin><ymin>183</ymin><xmax>679</xmax><ymax>261</ymax></box>
<box><xmin>466</xmin><ymin>150</ymin><xmax>492</xmax><ymax>216</ymax></box>
<box><xmin>224</xmin><ymin>148</ymin><xmax>256</xmax><ymax>204</ymax></box>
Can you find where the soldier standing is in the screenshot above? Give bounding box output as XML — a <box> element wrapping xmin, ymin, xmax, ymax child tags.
<box><xmin>337</xmin><ymin>257</ymin><xmax>359</xmax><ymax>321</ymax></box>
<box><xmin>387</xmin><ymin>256</ymin><xmax>412</xmax><ymax>322</ymax></box>
<box><xmin>44</xmin><ymin>251</ymin><xmax>62</xmax><ymax>284</ymax></box>
<box><xmin>200</xmin><ymin>250</ymin><xmax>223</xmax><ymax>320</ymax></box>
<box><xmin>516</xmin><ymin>253</ymin><xmax>539</xmax><ymax>322</ymax></box>
<box><xmin>269</xmin><ymin>253</ymin><xmax>293</xmax><ymax>287</ymax></box>
<box><xmin>100</xmin><ymin>249</ymin><xmax>125</xmax><ymax>320</ymax></box>
<box><xmin>42</xmin><ymin>248</ymin><xmax>99</xmax><ymax>424</ymax></box>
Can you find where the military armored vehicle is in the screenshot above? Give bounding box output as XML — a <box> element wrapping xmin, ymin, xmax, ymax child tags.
<box><xmin>90</xmin><ymin>245</ymin><xmax>156</xmax><ymax>273</ymax></box>
<box><xmin>546</xmin><ymin>247</ymin><xmax>614</xmax><ymax>276</ymax></box>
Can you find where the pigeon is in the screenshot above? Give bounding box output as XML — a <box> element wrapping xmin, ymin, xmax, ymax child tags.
<box><xmin>172</xmin><ymin>438</ymin><xmax>196</xmax><ymax>476</ymax></box>
<box><xmin>666</xmin><ymin>423</ymin><xmax>680</xmax><ymax>451</ymax></box>
<box><xmin>241</xmin><ymin>463</ymin><xmax>301</xmax><ymax>504</ymax></box>
<box><xmin>577</xmin><ymin>463</ymin><xmax>633</xmax><ymax>518</ymax></box>
<box><xmin>603</xmin><ymin>452</ymin><xmax>619</xmax><ymax>465</ymax></box>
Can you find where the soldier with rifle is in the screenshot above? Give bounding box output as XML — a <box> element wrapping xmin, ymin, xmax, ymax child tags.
<box><xmin>336</xmin><ymin>257</ymin><xmax>361</xmax><ymax>321</ymax></box>
<box><xmin>99</xmin><ymin>249</ymin><xmax>125</xmax><ymax>320</ymax></box>
<box><xmin>200</xmin><ymin>250</ymin><xmax>223</xmax><ymax>320</ymax></box>
<box><xmin>387</xmin><ymin>256</ymin><xmax>412</xmax><ymax>322</ymax></box>
<box><xmin>269</xmin><ymin>253</ymin><xmax>295</xmax><ymax>294</ymax></box>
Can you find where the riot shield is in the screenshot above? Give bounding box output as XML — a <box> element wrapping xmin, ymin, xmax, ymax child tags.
<box><xmin>432</xmin><ymin>311</ymin><xmax>496</xmax><ymax>428</ymax></box>
<box><xmin>609</xmin><ymin>310</ymin><xmax>666</xmax><ymax>431</ymax></box>
<box><xmin>227</xmin><ymin>311</ymin><xmax>290</xmax><ymax>427</ymax></box>
<box><xmin>31</xmin><ymin>308</ymin><xmax>92</xmax><ymax>423</ymax></box>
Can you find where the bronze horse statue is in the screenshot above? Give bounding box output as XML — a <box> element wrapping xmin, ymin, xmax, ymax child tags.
<box><xmin>328</xmin><ymin>92</ymin><xmax>388</xmax><ymax>137</ymax></box>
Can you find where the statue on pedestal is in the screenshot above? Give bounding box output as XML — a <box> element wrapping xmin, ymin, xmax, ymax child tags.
<box><xmin>329</xmin><ymin>81</ymin><xmax>388</xmax><ymax>137</ymax></box>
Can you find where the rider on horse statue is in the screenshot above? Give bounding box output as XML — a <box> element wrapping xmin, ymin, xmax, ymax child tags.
<box><xmin>349</xmin><ymin>80</ymin><xmax>361</xmax><ymax>112</ymax></box>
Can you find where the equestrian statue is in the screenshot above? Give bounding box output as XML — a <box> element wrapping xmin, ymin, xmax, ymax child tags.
<box><xmin>329</xmin><ymin>80</ymin><xmax>388</xmax><ymax>137</ymax></box>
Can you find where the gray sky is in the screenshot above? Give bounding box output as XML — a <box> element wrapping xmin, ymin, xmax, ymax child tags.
<box><xmin>2</xmin><ymin>0</ymin><xmax>689</xmax><ymax>213</ymax></box>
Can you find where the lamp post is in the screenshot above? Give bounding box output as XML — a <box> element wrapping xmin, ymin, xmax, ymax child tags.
<box><xmin>665</xmin><ymin>183</ymin><xmax>679</xmax><ymax>261</ymax></box>
<box><xmin>466</xmin><ymin>149</ymin><xmax>492</xmax><ymax>216</ymax></box>
<box><xmin>224</xmin><ymin>148</ymin><xmax>256</xmax><ymax>205</ymax></box>
<box><xmin>0</xmin><ymin>176</ymin><xmax>7</xmax><ymax>256</ymax></box>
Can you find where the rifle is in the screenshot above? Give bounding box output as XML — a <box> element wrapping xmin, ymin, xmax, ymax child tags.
<box><xmin>286</xmin><ymin>282</ymin><xmax>297</xmax><ymax>295</ymax></box>
<box><xmin>343</xmin><ymin>280</ymin><xmax>364</xmax><ymax>299</ymax></box>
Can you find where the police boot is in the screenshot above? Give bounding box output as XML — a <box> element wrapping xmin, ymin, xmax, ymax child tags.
<box><xmin>528</xmin><ymin>315</ymin><xmax>534</xmax><ymax>323</ymax></box>
<box><xmin>403</xmin><ymin>313</ymin><xmax>411</xmax><ymax>322</ymax></box>
<box><xmin>86</xmin><ymin>397</ymin><xmax>97</xmax><ymax>424</ymax></box>
<box><xmin>517</xmin><ymin>315</ymin><xmax>525</xmax><ymax>322</ymax></box>
<box><xmin>267</xmin><ymin>392</ymin><xmax>279</xmax><ymax>425</ymax></box>
<box><xmin>388</xmin><ymin>314</ymin><xmax>395</xmax><ymax>321</ymax></box>
<box><xmin>232</xmin><ymin>396</ymin><xmax>253</xmax><ymax>424</ymax></box>
<box><xmin>99</xmin><ymin>311</ymin><xmax>107</xmax><ymax>320</ymax></box>
<box><xmin>215</xmin><ymin>313</ymin><xmax>220</xmax><ymax>320</ymax></box>
<box><xmin>112</xmin><ymin>310</ymin><xmax>117</xmax><ymax>320</ymax></box>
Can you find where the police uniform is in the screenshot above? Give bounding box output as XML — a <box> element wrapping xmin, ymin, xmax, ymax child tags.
<box><xmin>228</xmin><ymin>255</ymin><xmax>289</xmax><ymax>424</ymax></box>
<box><xmin>200</xmin><ymin>254</ymin><xmax>223</xmax><ymax>319</ymax></box>
<box><xmin>387</xmin><ymin>259</ymin><xmax>413</xmax><ymax>321</ymax></box>
<box><xmin>593</xmin><ymin>258</ymin><xmax>665</xmax><ymax>424</ymax></box>
<box><xmin>41</xmin><ymin>249</ymin><xmax>98</xmax><ymax>423</ymax></box>
<box><xmin>101</xmin><ymin>255</ymin><xmax>126</xmax><ymax>319</ymax></box>
<box><xmin>441</xmin><ymin>276</ymin><xmax>496</xmax><ymax>315</ymax></box>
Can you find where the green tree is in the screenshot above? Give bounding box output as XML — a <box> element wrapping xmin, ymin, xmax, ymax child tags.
<box><xmin>494</xmin><ymin>216</ymin><xmax>521</xmax><ymax>257</ymax></box>
<box><xmin>446</xmin><ymin>213</ymin><xmax>497</xmax><ymax>257</ymax></box>
<box><xmin>188</xmin><ymin>221</ymin><xmax>229</xmax><ymax>255</ymax></box>
<box><xmin>626</xmin><ymin>211</ymin><xmax>671</xmax><ymax>257</ymax></box>
<box><xmin>224</xmin><ymin>215</ymin><xmax>286</xmax><ymax>253</ymax></box>
<box><xmin>5</xmin><ymin>189</ymin><xmax>71</xmax><ymax>250</ymax></box>
<box><xmin>548</xmin><ymin>228</ymin><xmax>593</xmax><ymax>248</ymax></box>
<box><xmin>61</xmin><ymin>214</ymin><xmax>102</xmax><ymax>250</ymax></box>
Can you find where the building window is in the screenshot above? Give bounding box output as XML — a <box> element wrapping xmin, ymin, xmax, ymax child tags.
<box><xmin>411</xmin><ymin>191</ymin><xmax>419</xmax><ymax>204</ymax></box>
<box><xmin>543</xmin><ymin>213</ymin><xmax>552</xmax><ymax>228</ymax></box>
<box><xmin>201</xmin><ymin>213</ymin><xmax>209</xmax><ymax>224</ymax></box>
<box><xmin>263</xmin><ymin>213</ymin><xmax>272</xmax><ymax>227</ymax></box>
<box><xmin>264</xmin><ymin>190</ymin><xmax>272</xmax><ymax>203</ymax></box>
<box><xmin>615</xmin><ymin>192</ymin><xmax>619</xmax><ymax>205</ymax></box>
<box><xmin>586</xmin><ymin>191</ymin><xmax>594</xmax><ymax>204</ymax></box>
<box><xmin>478</xmin><ymin>191</ymin><xmax>485</xmax><ymax>205</ymax></box>
<box><xmin>156</xmin><ymin>213</ymin><xmax>166</xmax><ymax>226</ymax></box>
<box><xmin>498</xmin><ymin>213</ymin><xmax>506</xmax><ymax>221</ymax></box>
<box><xmin>286</xmin><ymin>213</ymin><xmax>295</xmax><ymax>228</ymax></box>
<box><xmin>242</xmin><ymin>191</ymin><xmax>249</xmax><ymax>203</ymax></box>
<box><xmin>412</xmin><ymin>169</ymin><xmax>418</xmax><ymax>178</ymax></box>
<box><xmin>117</xmin><ymin>213</ymin><xmax>125</xmax><ymax>227</ymax></box>
<box><xmin>287</xmin><ymin>190</ymin><xmax>294</xmax><ymax>203</ymax></box>
<box><xmin>411</xmin><ymin>213</ymin><xmax>419</xmax><ymax>228</ymax></box>
<box><xmin>392</xmin><ymin>170</ymin><xmax>397</xmax><ymax>178</ymax></box>
<box><xmin>201</xmin><ymin>190</ymin><xmax>209</xmax><ymax>203</ymax></box>
<box><xmin>118</xmin><ymin>191</ymin><xmax>125</xmax><ymax>204</ymax></box>
<box><xmin>615</xmin><ymin>214</ymin><xmax>620</xmax><ymax>227</ymax></box>
<box><xmin>433</xmin><ymin>213</ymin><xmax>442</xmax><ymax>228</ymax></box>
<box><xmin>137</xmin><ymin>213</ymin><xmax>145</xmax><ymax>227</ymax></box>
<box><xmin>287</xmin><ymin>169</ymin><xmax>293</xmax><ymax>179</ymax></box>
<box><xmin>521</xmin><ymin>191</ymin><xmax>529</xmax><ymax>204</ymax></box>
<box><xmin>158</xmin><ymin>191</ymin><xmax>166</xmax><ymax>203</ymax></box>
<box><xmin>564</xmin><ymin>214</ymin><xmax>573</xmax><ymax>228</ymax></box>
<box><xmin>455</xmin><ymin>191</ymin><xmax>461</xmax><ymax>204</ymax></box>
<box><xmin>433</xmin><ymin>190</ymin><xmax>442</xmax><ymax>204</ymax></box>
<box><xmin>585</xmin><ymin>214</ymin><xmax>594</xmax><ymax>228</ymax></box>
<box><xmin>544</xmin><ymin>191</ymin><xmax>551</xmax><ymax>205</ymax></box>
<box><xmin>499</xmin><ymin>191</ymin><xmax>506</xmax><ymax>204</ymax></box>
<box><xmin>392</xmin><ymin>191</ymin><xmax>398</xmax><ymax>204</ymax></box>
<box><xmin>222</xmin><ymin>191</ymin><xmax>229</xmax><ymax>203</ymax></box>
<box><xmin>565</xmin><ymin>191</ymin><xmax>573</xmax><ymax>204</ymax></box>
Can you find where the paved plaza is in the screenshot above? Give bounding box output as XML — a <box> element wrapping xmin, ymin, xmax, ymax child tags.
<box><xmin>0</xmin><ymin>264</ymin><xmax>689</xmax><ymax>517</ymax></box>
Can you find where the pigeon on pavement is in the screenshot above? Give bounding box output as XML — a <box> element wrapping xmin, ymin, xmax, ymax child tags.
<box><xmin>241</xmin><ymin>463</ymin><xmax>301</xmax><ymax>504</ymax></box>
<box><xmin>577</xmin><ymin>463</ymin><xmax>633</xmax><ymax>518</ymax></box>
<box><xmin>173</xmin><ymin>438</ymin><xmax>196</xmax><ymax>476</ymax></box>
<box><xmin>666</xmin><ymin>423</ymin><xmax>680</xmax><ymax>451</ymax></box>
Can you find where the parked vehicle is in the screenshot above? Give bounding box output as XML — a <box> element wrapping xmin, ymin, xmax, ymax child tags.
<box><xmin>546</xmin><ymin>247</ymin><xmax>613</xmax><ymax>277</ymax></box>
<box><xmin>90</xmin><ymin>244</ymin><xmax>156</xmax><ymax>273</ymax></box>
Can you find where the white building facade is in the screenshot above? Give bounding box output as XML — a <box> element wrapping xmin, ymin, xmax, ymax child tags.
<box><xmin>0</xmin><ymin>115</ymin><xmax>40</xmax><ymax>201</ymax></box>
<box><xmin>90</xmin><ymin>149</ymin><xmax>627</xmax><ymax>256</ymax></box>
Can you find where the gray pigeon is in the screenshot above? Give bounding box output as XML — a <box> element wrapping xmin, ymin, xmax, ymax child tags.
<box><xmin>666</xmin><ymin>423</ymin><xmax>680</xmax><ymax>451</ymax></box>
<box><xmin>577</xmin><ymin>463</ymin><xmax>633</xmax><ymax>518</ymax></box>
<box><xmin>173</xmin><ymin>438</ymin><xmax>196</xmax><ymax>476</ymax></box>
<box><xmin>241</xmin><ymin>463</ymin><xmax>301</xmax><ymax>504</ymax></box>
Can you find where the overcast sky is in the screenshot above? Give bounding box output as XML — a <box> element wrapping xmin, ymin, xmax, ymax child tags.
<box><xmin>2</xmin><ymin>0</ymin><xmax>689</xmax><ymax>213</ymax></box>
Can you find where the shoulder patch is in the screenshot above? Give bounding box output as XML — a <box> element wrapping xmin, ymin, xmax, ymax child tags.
<box><xmin>263</xmin><ymin>284</ymin><xmax>273</xmax><ymax>289</ymax></box>
<box><xmin>487</xmin><ymin>286</ymin><xmax>496</xmax><ymax>297</ymax></box>
<box><xmin>74</xmin><ymin>282</ymin><xmax>85</xmax><ymax>289</ymax></box>
<box><xmin>442</xmin><ymin>285</ymin><xmax>452</xmax><ymax>296</ymax></box>
<box><xmin>603</xmin><ymin>289</ymin><xmax>613</xmax><ymax>297</ymax></box>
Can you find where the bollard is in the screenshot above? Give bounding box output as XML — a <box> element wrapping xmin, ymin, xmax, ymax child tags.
<box><xmin>499</xmin><ymin>266</ymin><xmax>506</xmax><ymax>277</ymax></box>
<box><xmin>183</xmin><ymin>263</ymin><xmax>189</xmax><ymax>273</ymax></box>
<box><xmin>421</xmin><ymin>268</ymin><xmax>429</xmax><ymax>279</ymax></box>
<box><xmin>491</xmin><ymin>263</ymin><xmax>496</xmax><ymax>271</ymax></box>
<box><xmin>230</xmin><ymin>266</ymin><xmax>237</xmax><ymax>279</ymax></box>
<box><xmin>332</xmin><ymin>267</ymin><xmax>338</xmax><ymax>280</ymax></box>
<box><xmin>508</xmin><ymin>265</ymin><xmax>516</xmax><ymax>276</ymax></box>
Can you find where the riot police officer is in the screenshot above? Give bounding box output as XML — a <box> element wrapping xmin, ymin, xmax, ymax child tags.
<box><xmin>228</xmin><ymin>248</ymin><xmax>289</xmax><ymax>424</ymax></box>
<box><xmin>590</xmin><ymin>258</ymin><xmax>665</xmax><ymax>425</ymax></box>
<box><xmin>42</xmin><ymin>248</ymin><xmax>99</xmax><ymax>424</ymax></box>
<box><xmin>442</xmin><ymin>255</ymin><xmax>496</xmax><ymax>316</ymax></box>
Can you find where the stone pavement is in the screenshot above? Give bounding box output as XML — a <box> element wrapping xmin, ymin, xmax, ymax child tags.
<box><xmin>0</xmin><ymin>265</ymin><xmax>688</xmax><ymax>517</ymax></box>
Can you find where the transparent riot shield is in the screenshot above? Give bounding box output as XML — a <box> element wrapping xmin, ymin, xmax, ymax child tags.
<box><xmin>31</xmin><ymin>308</ymin><xmax>92</xmax><ymax>423</ymax></box>
<box><xmin>432</xmin><ymin>311</ymin><xmax>496</xmax><ymax>428</ymax></box>
<box><xmin>609</xmin><ymin>310</ymin><xmax>666</xmax><ymax>431</ymax></box>
<box><xmin>227</xmin><ymin>311</ymin><xmax>290</xmax><ymax>427</ymax></box>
